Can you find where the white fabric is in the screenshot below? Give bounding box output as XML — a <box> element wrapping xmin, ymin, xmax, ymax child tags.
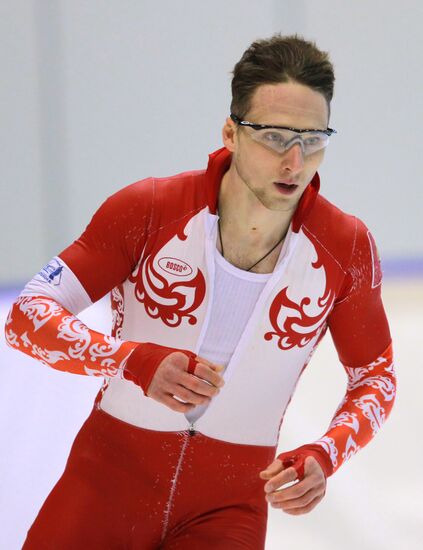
<box><xmin>185</xmin><ymin>247</ymin><xmax>270</xmax><ymax>424</ymax></box>
<box><xmin>101</xmin><ymin>211</ymin><xmax>320</xmax><ymax>446</ymax></box>
<box><xmin>20</xmin><ymin>256</ymin><xmax>92</xmax><ymax>315</ymax></box>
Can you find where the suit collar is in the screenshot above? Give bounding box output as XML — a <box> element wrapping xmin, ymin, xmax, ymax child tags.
<box><xmin>205</xmin><ymin>147</ymin><xmax>320</xmax><ymax>233</ymax></box>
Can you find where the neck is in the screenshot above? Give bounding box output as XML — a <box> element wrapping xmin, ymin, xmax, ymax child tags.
<box><xmin>217</xmin><ymin>164</ymin><xmax>293</xmax><ymax>247</ymax></box>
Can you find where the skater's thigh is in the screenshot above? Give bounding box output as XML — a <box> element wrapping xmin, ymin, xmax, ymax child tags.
<box><xmin>23</xmin><ymin>463</ymin><xmax>138</xmax><ymax>550</ymax></box>
<box><xmin>23</xmin><ymin>456</ymin><xmax>162</xmax><ymax>550</ymax></box>
<box><xmin>162</xmin><ymin>503</ymin><xmax>267</xmax><ymax>550</ymax></box>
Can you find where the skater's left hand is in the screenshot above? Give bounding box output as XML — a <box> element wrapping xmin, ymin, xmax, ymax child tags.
<box><xmin>259</xmin><ymin>456</ymin><xmax>326</xmax><ymax>515</ymax></box>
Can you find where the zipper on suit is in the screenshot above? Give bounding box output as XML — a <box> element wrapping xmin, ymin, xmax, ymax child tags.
<box><xmin>160</xmin><ymin>423</ymin><xmax>197</xmax><ymax>542</ymax></box>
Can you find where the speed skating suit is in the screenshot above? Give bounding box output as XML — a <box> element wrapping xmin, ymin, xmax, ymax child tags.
<box><xmin>5</xmin><ymin>147</ymin><xmax>396</xmax><ymax>549</ymax></box>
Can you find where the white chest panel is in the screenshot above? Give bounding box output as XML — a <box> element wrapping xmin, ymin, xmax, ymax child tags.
<box><xmin>101</xmin><ymin>210</ymin><xmax>335</xmax><ymax>446</ymax></box>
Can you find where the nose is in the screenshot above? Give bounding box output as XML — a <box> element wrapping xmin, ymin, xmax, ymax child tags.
<box><xmin>280</xmin><ymin>142</ymin><xmax>305</xmax><ymax>173</ymax></box>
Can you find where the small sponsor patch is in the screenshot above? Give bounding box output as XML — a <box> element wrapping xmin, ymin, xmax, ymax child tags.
<box><xmin>35</xmin><ymin>258</ymin><xmax>64</xmax><ymax>286</ymax></box>
<box><xmin>158</xmin><ymin>257</ymin><xmax>193</xmax><ymax>277</ymax></box>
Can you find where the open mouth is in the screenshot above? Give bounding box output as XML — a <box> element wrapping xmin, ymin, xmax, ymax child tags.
<box><xmin>274</xmin><ymin>182</ymin><xmax>298</xmax><ymax>195</ymax></box>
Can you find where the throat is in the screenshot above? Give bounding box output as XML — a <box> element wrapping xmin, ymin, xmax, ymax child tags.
<box><xmin>216</xmin><ymin>219</ymin><xmax>286</xmax><ymax>273</ymax></box>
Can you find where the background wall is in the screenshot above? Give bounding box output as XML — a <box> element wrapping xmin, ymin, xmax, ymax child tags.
<box><xmin>1</xmin><ymin>1</ymin><xmax>422</xmax><ymax>549</ymax></box>
<box><xmin>1</xmin><ymin>0</ymin><xmax>422</xmax><ymax>286</ymax></box>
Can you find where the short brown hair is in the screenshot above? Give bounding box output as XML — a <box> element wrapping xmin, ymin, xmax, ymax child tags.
<box><xmin>230</xmin><ymin>33</ymin><xmax>335</xmax><ymax>120</ymax></box>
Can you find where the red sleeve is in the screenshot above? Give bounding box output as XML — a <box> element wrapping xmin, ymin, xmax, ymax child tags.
<box><xmin>59</xmin><ymin>177</ymin><xmax>154</xmax><ymax>303</ymax></box>
<box><xmin>277</xmin><ymin>220</ymin><xmax>396</xmax><ymax>479</ymax></box>
<box><xmin>4</xmin><ymin>295</ymin><xmax>139</xmax><ymax>378</ymax></box>
<box><xmin>3</xmin><ymin>179</ymin><xmax>155</xmax><ymax>380</ymax></box>
<box><xmin>4</xmin><ymin>294</ymin><xmax>198</xmax><ymax>392</ymax></box>
<box><xmin>328</xmin><ymin>218</ymin><xmax>391</xmax><ymax>366</ymax></box>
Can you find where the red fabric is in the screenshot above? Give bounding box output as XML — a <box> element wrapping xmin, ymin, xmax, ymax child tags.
<box><xmin>5</xmin><ymin>295</ymin><xmax>138</xmax><ymax>377</ymax></box>
<box><xmin>326</xmin><ymin>221</ymin><xmax>391</xmax><ymax>367</ymax></box>
<box><xmin>59</xmin><ymin>178</ymin><xmax>155</xmax><ymax>304</ymax></box>
<box><xmin>278</xmin><ymin>341</ymin><xmax>395</xmax><ymax>478</ymax></box>
<box><xmin>5</xmin><ymin>295</ymin><xmax>200</xmax><ymax>395</ymax></box>
<box><xmin>58</xmin><ymin>146</ymin><xmax>320</xmax><ymax>305</ymax></box>
<box><xmin>123</xmin><ymin>342</ymin><xmax>199</xmax><ymax>396</ymax></box>
<box><xmin>23</xmin><ymin>406</ymin><xmax>275</xmax><ymax>550</ymax></box>
<box><xmin>312</xmin><ymin>341</ymin><xmax>395</xmax><ymax>475</ymax></box>
<box><xmin>5</xmin><ymin>147</ymin><xmax>396</xmax><ymax>480</ymax></box>
<box><xmin>291</xmin><ymin>172</ymin><xmax>320</xmax><ymax>233</ymax></box>
<box><xmin>277</xmin><ymin>444</ymin><xmax>334</xmax><ymax>480</ymax></box>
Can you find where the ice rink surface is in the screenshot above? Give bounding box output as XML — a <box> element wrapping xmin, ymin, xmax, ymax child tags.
<box><xmin>1</xmin><ymin>277</ymin><xmax>422</xmax><ymax>550</ymax></box>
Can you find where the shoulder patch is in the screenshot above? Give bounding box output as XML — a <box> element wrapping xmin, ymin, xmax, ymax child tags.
<box><xmin>35</xmin><ymin>258</ymin><xmax>64</xmax><ymax>286</ymax></box>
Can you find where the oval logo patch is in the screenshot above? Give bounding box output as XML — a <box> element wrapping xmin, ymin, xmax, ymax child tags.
<box><xmin>158</xmin><ymin>257</ymin><xmax>193</xmax><ymax>277</ymax></box>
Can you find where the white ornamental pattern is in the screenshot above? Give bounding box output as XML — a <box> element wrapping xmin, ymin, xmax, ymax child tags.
<box><xmin>347</xmin><ymin>374</ymin><xmax>396</xmax><ymax>401</ymax></box>
<box><xmin>18</xmin><ymin>295</ymin><xmax>63</xmax><ymax>331</ymax></box>
<box><xmin>111</xmin><ymin>286</ymin><xmax>124</xmax><ymax>339</ymax></box>
<box><xmin>5</xmin><ymin>328</ymin><xmax>20</xmax><ymax>348</ymax></box>
<box><xmin>384</xmin><ymin>361</ymin><xmax>395</xmax><ymax>375</ymax></box>
<box><xmin>57</xmin><ymin>316</ymin><xmax>92</xmax><ymax>360</ymax></box>
<box><xmin>5</xmin><ymin>309</ymin><xmax>20</xmax><ymax>348</ymax></box>
<box><xmin>56</xmin><ymin>315</ymin><xmax>129</xmax><ymax>376</ymax></box>
<box><xmin>342</xmin><ymin>435</ymin><xmax>360</xmax><ymax>461</ymax></box>
<box><xmin>345</xmin><ymin>364</ymin><xmax>376</xmax><ymax>386</ymax></box>
<box><xmin>84</xmin><ymin>346</ymin><xmax>133</xmax><ymax>378</ymax></box>
<box><xmin>353</xmin><ymin>394</ymin><xmax>386</xmax><ymax>436</ymax></box>
<box><xmin>315</xmin><ymin>436</ymin><xmax>338</xmax><ymax>468</ymax></box>
<box><xmin>89</xmin><ymin>336</ymin><xmax>125</xmax><ymax>367</ymax></box>
<box><xmin>328</xmin><ymin>411</ymin><xmax>360</xmax><ymax>434</ymax></box>
<box><xmin>310</xmin><ymin>346</ymin><xmax>396</xmax><ymax>474</ymax></box>
<box><xmin>20</xmin><ymin>331</ymin><xmax>69</xmax><ymax>367</ymax></box>
<box><xmin>8</xmin><ymin>295</ymin><xmax>134</xmax><ymax>378</ymax></box>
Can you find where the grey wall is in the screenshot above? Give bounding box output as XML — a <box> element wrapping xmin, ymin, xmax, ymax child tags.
<box><xmin>276</xmin><ymin>1</ymin><xmax>423</xmax><ymax>259</ymax></box>
<box><xmin>1</xmin><ymin>0</ymin><xmax>422</xmax><ymax>285</ymax></box>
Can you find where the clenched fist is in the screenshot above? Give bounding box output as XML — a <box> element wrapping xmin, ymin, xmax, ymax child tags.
<box><xmin>260</xmin><ymin>456</ymin><xmax>326</xmax><ymax>515</ymax></box>
<box><xmin>148</xmin><ymin>351</ymin><xmax>225</xmax><ymax>412</ymax></box>
<box><xmin>123</xmin><ymin>342</ymin><xmax>225</xmax><ymax>413</ymax></box>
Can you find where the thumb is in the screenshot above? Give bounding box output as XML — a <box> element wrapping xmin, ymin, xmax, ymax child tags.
<box><xmin>259</xmin><ymin>458</ymin><xmax>282</xmax><ymax>479</ymax></box>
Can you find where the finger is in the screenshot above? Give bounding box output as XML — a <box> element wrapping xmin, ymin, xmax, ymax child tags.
<box><xmin>167</xmin><ymin>351</ymin><xmax>194</xmax><ymax>369</ymax></box>
<box><xmin>263</xmin><ymin>466</ymin><xmax>298</xmax><ymax>493</ymax></box>
<box><xmin>192</xmin><ymin>363</ymin><xmax>225</xmax><ymax>388</ymax></box>
<box><xmin>172</xmin><ymin>384</ymin><xmax>211</xmax><ymax>406</ymax></box>
<box><xmin>157</xmin><ymin>393</ymin><xmax>195</xmax><ymax>413</ymax></box>
<box><xmin>268</xmin><ymin>486</ymin><xmax>317</xmax><ymax>507</ymax></box>
<box><xmin>303</xmin><ymin>455</ymin><xmax>324</xmax><ymax>479</ymax></box>
<box><xmin>282</xmin><ymin>494</ymin><xmax>323</xmax><ymax>515</ymax></box>
<box><xmin>179</xmin><ymin>372</ymin><xmax>221</xmax><ymax>398</ymax></box>
<box><xmin>266</xmin><ymin>458</ymin><xmax>326</xmax><ymax>500</ymax></box>
<box><xmin>195</xmin><ymin>355</ymin><xmax>225</xmax><ymax>371</ymax></box>
<box><xmin>280</xmin><ymin>455</ymin><xmax>305</xmax><ymax>481</ymax></box>
<box><xmin>259</xmin><ymin>458</ymin><xmax>283</xmax><ymax>479</ymax></box>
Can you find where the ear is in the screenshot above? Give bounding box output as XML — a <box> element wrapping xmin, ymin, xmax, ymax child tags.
<box><xmin>222</xmin><ymin>116</ymin><xmax>237</xmax><ymax>152</ymax></box>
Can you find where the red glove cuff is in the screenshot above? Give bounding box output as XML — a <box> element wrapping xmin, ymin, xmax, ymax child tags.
<box><xmin>277</xmin><ymin>444</ymin><xmax>334</xmax><ymax>481</ymax></box>
<box><xmin>123</xmin><ymin>342</ymin><xmax>198</xmax><ymax>396</ymax></box>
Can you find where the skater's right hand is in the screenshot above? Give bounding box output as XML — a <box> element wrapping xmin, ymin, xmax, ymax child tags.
<box><xmin>148</xmin><ymin>351</ymin><xmax>225</xmax><ymax>412</ymax></box>
<box><xmin>123</xmin><ymin>342</ymin><xmax>225</xmax><ymax>412</ymax></box>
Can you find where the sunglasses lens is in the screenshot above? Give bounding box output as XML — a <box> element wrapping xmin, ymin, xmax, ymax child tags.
<box><xmin>248</xmin><ymin>128</ymin><xmax>329</xmax><ymax>156</ymax></box>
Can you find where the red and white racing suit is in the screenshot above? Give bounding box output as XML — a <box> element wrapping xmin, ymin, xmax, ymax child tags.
<box><xmin>5</xmin><ymin>147</ymin><xmax>396</xmax><ymax>549</ymax></box>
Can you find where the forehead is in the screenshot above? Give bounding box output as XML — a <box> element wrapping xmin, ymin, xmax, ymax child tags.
<box><xmin>246</xmin><ymin>82</ymin><xmax>329</xmax><ymax>129</ymax></box>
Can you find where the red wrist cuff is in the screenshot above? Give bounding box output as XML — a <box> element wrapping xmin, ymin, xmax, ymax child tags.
<box><xmin>123</xmin><ymin>342</ymin><xmax>198</xmax><ymax>396</ymax></box>
<box><xmin>277</xmin><ymin>444</ymin><xmax>334</xmax><ymax>480</ymax></box>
